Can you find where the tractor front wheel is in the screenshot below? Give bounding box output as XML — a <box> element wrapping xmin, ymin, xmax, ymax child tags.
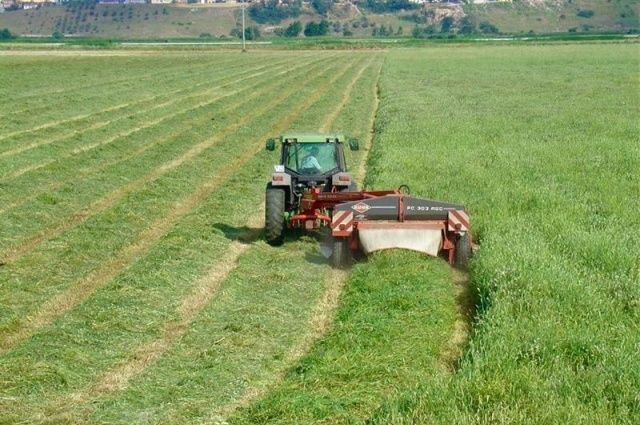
<box><xmin>331</xmin><ymin>237</ymin><xmax>351</xmax><ymax>268</ymax></box>
<box><xmin>455</xmin><ymin>232</ymin><xmax>472</xmax><ymax>269</ymax></box>
<box><xmin>265</xmin><ymin>185</ymin><xmax>286</xmax><ymax>246</ymax></box>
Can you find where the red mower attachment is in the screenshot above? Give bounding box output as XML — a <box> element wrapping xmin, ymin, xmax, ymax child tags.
<box><xmin>286</xmin><ymin>187</ymin><xmax>472</xmax><ymax>268</ymax></box>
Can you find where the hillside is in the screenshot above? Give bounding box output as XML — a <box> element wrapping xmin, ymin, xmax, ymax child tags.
<box><xmin>0</xmin><ymin>0</ymin><xmax>638</xmax><ymax>39</ymax></box>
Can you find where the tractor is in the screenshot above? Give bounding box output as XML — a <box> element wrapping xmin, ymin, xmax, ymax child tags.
<box><xmin>264</xmin><ymin>132</ymin><xmax>472</xmax><ymax>268</ymax></box>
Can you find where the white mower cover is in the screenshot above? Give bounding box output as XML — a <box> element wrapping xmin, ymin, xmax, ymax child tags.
<box><xmin>358</xmin><ymin>228</ymin><xmax>443</xmax><ymax>256</ymax></box>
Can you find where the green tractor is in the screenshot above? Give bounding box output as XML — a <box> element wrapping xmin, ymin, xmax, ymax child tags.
<box><xmin>264</xmin><ymin>132</ymin><xmax>473</xmax><ymax>268</ymax></box>
<box><xmin>264</xmin><ymin>133</ymin><xmax>359</xmax><ymax>245</ymax></box>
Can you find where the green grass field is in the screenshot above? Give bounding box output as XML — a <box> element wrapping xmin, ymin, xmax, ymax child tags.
<box><xmin>0</xmin><ymin>42</ymin><xmax>638</xmax><ymax>424</ymax></box>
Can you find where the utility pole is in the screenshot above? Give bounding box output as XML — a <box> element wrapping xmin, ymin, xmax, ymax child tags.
<box><xmin>241</xmin><ymin>0</ymin><xmax>246</xmax><ymax>52</ymax></box>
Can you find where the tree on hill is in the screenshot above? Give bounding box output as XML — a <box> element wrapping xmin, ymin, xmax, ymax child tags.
<box><xmin>311</xmin><ymin>0</ymin><xmax>332</xmax><ymax>16</ymax></box>
<box><xmin>249</xmin><ymin>0</ymin><xmax>301</xmax><ymax>24</ymax></box>
<box><xmin>284</xmin><ymin>20</ymin><xmax>302</xmax><ymax>37</ymax></box>
<box><xmin>459</xmin><ymin>17</ymin><xmax>476</xmax><ymax>35</ymax></box>
<box><xmin>479</xmin><ymin>21</ymin><xmax>499</xmax><ymax>34</ymax></box>
<box><xmin>364</xmin><ymin>0</ymin><xmax>418</xmax><ymax>13</ymax></box>
<box><xmin>440</xmin><ymin>16</ymin><xmax>454</xmax><ymax>33</ymax></box>
<box><xmin>304</xmin><ymin>20</ymin><xmax>330</xmax><ymax>36</ymax></box>
<box><xmin>0</xmin><ymin>28</ymin><xmax>16</xmax><ymax>40</ymax></box>
<box><xmin>244</xmin><ymin>26</ymin><xmax>261</xmax><ymax>40</ymax></box>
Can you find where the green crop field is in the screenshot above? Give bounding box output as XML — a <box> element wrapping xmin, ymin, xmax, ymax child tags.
<box><xmin>0</xmin><ymin>42</ymin><xmax>638</xmax><ymax>424</ymax></box>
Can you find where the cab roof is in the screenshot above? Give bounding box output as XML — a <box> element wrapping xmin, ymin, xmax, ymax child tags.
<box><xmin>281</xmin><ymin>132</ymin><xmax>344</xmax><ymax>144</ymax></box>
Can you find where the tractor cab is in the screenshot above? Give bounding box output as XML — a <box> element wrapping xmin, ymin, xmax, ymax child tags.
<box><xmin>266</xmin><ymin>133</ymin><xmax>359</xmax><ymax>210</ymax></box>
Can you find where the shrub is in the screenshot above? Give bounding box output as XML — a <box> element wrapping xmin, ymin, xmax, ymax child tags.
<box><xmin>479</xmin><ymin>21</ymin><xmax>499</xmax><ymax>34</ymax></box>
<box><xmin>311</xmin><ymin>0</ymin><xmax>332</xmax><ymax>16</ymax></box>
<box><xmin>244</xmin><ymin>26</ymin><xmax>260</xmax><ymax>40</ymax></box>
<box><xmin>230</xmin><ymin>26</ymin><xmax>260</xmax><ymax>40</ymax></box>
<box><xmin>365</xmin><ymin>0</ymin><xmax>417</xmax><ymax>13</ymax></box>
<box><xmin>458</xmin><ymin>16</ymin><xmax>476</xmax><ymax>35</ymax></box>
<box><xmin>284</xmin><ymin>20</ymin><xmax>302</xmax><ymax>37</ymax></box>
<box><xmin>304</xmin><ymin>20</ymin><xmax>329</xmax><ymax>37</ymax></box>
<box><xmin>0</xmin><ymin>28</ymin><xmax>15</xmax><ymax>40</ymax></box>
<box><xmin>52</xmin><ymin>30</ymin><xmax>64</xmax><ymax>40</ymax></box>
<box><xmin>249</xmin><ymin>0</ymin><xmax>301</xmax><ymax>24</ymax></box>
<box><xmin>577</xmin><ymin>9</ymin><xmax>595</xmax><ymax>18</ymax></box>
<box><xmin>440</xmin><ymin>16</ymin><xmax>454</xmax><ymax>33</ymax></box>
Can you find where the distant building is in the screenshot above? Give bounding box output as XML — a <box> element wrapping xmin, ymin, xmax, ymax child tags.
<box><xmin>17</xmin><ymin>0</ymin><xmax>57</xmax><ymax>5</ymax></box>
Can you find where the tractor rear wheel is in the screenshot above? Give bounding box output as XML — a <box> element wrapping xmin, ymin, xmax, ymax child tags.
<box><xmin>455</xmin><ymin>233</ymin><xmax>472</xmax><ymax>269</ymax></box>
<box><xmin>331</xmin><ymin>237</ymin><xmax>350</xmax><ymax>268</ymax></box>
<box><xmin>265</xmin><ymin>185</ymin><xmax>285</xmax><ymax>246</ymax></box>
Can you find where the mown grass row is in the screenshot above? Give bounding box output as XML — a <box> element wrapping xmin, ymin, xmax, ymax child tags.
<box><xmin>0</xmin><ymin>53</ymin><xmax>316</xmax><ymax>215</ymax></box>
<box><xmin>0</xmin><ymin>53</ymin><xmax>340</xmax><ymax>339</ymax></box>
<box><xmin>84</xmin><ymin>53</ymin><xmax>386</xmax><ymax>425</ymax></box>
<box><xmin>0</xmin><ymin>51</ymin><xmax>378</xmax><ymax>423</ymax></box>
<box><xmin>362</xmin><ymin>44</ymin><xmax>639</xmax><ymax>424</ymax></box>
<box><xmin>0</xmin><ymin>52</ymin><xmax>305</xmax><ymax>147</ymax></box>
<box><xmin>0</xmin><ymin>55</ymin><xmax>229</xmax><ymax>123</ymax></box>
<box><xmin>0</xmin><ymin>56</ymin><xmax>297</xmax><ymax>175</ymax></box>
<box><xmin>0</xmin><ymin>52</ymin><xmax>282</xmax><ymax>121</ymax></box>
<box><xmin>0</xmin><ymin>53</ymin><xmax>211</xmax><ymax>101</ymax></box>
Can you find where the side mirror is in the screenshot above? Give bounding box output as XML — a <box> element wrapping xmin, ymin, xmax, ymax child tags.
<box><xmin>266</xmin><ymin>138</ymin><xmax>276</xmax><ymax>151</ymax></box>
<box><xmin>348</xmin><ymin>139</ymin><xmax>359</xmax><ymax>151</ymax></box>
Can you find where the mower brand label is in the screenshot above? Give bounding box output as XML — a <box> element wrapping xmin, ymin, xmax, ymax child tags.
<box><xmin>352</xmin><ymin>202</ymin><xmax>371</xmax><ymax>214</ymax></box>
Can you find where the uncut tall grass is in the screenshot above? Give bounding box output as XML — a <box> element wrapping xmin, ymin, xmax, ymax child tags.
<box><xmin>365</xmin><ymin>43</ymin><xmax>639</xmax><ymax>424</ymax></box>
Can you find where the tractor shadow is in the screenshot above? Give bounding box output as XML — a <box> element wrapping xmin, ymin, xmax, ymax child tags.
<box><xmin>212</xmin><ymin>224</ymin><xmax>335</xmax><ymax>266</ymax></box>
<box><xmin>212</xmin><ymin>223</ymin><xmax>263</xmax><ymax>245</ymax></box>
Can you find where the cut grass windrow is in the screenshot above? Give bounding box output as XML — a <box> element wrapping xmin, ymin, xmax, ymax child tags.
<box><xmin>0</xmin><ymin>59</ymin><xmax>281</xmax><ymax>159</ymax></box>
<box><xmin>50</xmin><ymin>56</ymin><xmax>379</xmax><ymax>415</ymax></box>
<box><xmin>0</xmin><ymin>53</ymin><xmax>232</xmax><ymax>110</ymax></box>
<box><xmin>66</xmin><ymin>210</ymin><xmax>264</xmax><ymax>403</ymax></box>
<box><xmin>0</xmin><ymin>55</ymin><xmax>336</xmax><ymax>260</ymax></box>
<box><xmin>0</xmin><ymin>55</ymin><xmax>332</xmax><ymax>217</ymax></box>
<box><xmin>0</xmin><ymin>53</ymin><xmax>269</xmax><ymax>125</ymax></box>
<box><xmin>0</xmin><ymin>53</ymin><xmax>302</xmax><ymax>144</ymax></box>
<box><xmin>0</xmin><ymin>55</ymin><xmax>308</xmax><ymax>180</ymax></box>
<box><xmin>0</xmin><ymin>54</ymin><xmax>360</xmax><ymax>356</ymax></box>
<box><xmin>0</xmin><ymin>54</ymin><xmax>301</xmax><ymax>158</ymax></box>
<box><xmin>0</xmin><ymin>52</ymin><xmax>372</xmax><ymax>420</ymax></box>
